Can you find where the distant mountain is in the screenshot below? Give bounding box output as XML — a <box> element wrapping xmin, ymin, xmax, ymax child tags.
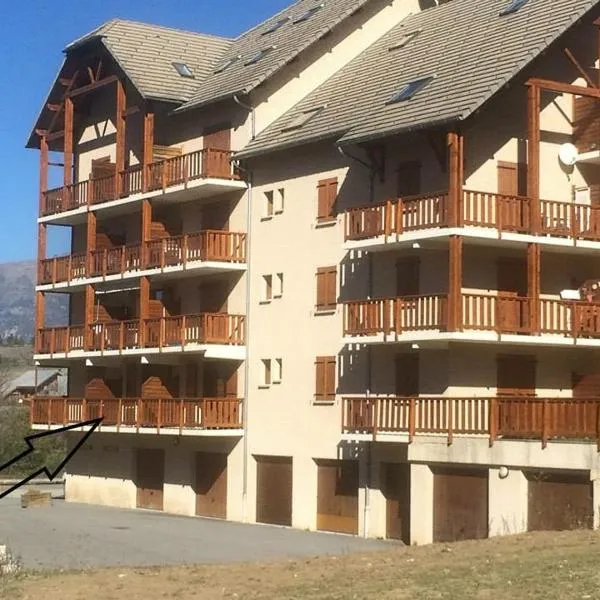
<box><xmin>0</xmin><ymin>261</ymin><xmax>67</xmax><ymax>340</ymax></box>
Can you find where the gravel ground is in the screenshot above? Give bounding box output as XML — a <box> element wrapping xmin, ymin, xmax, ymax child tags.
<box><xmin>0</xmin><ymin>496</ymin><xmax>392</xmax><ymax>570</ymax></box>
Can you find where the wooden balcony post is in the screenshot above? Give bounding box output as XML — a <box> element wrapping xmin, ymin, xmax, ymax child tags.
<box><xmin>372</xmin><ymin>398</ymin><xmax>378</xmax><ymax>440</ymax></box>
<box><xmin>447</xmin><ymin>235</ymin><xmax>463</xmax><ymax>331</ymax></box>
<box><xmin>64</xmin><ymin>97</ymin><xmax>74</xmax><ymax>187</ymax></box>
<box><xmin>37</xmin><ymin>223</ymin><xmax>47</xmax><ymax>271</ymax></box>
<box><xmin>67</xmin><ymin>255</ymin><xmax>73</xmax><ymax>283</ymax></box>
<box><xmin>181</xmin><ymin>314</ymin><xmax>186</xmax><ymax>348</ymax></box>
<box><xmin>142</xmin><ymin>110</ymin><xmax>154</xmax><ymax>192</ymax></box>
<box><xmin>179</xmin><ymin>398</ymin><xmax>184</xmax><ymax>433</ymax></box>
<box><xmin>447</xmin><ymin>131</ymin><xmax>464</xmax><ymax>227</ymax></box>
<box><xmin>527</xmin><ymin>243</ymin><xmax>541</xmax><ymax>334</ymax></box>
<box><xmin>447</xmin><ymin>399</ymin><xmax>454</xmax><ymax>446</ymax></box>
<box><xmin>489</xmin><ymin>397</ymin><xmax>497</xmax><ymax>447</ymax></box>
<box><xmin>137</xmin><ymin>398</ymin><xmax>142</xmax><ymax>431</ymax></box>
<box><xmin>527</xmin><ymin>82</ymin><xmax>541</xmax><ymax>233</ymax></box>
<box><xmin>141</xmin><ymin>199</ymin><xmax>151</xmax><ymax>268</ymax></box>
<box><xmin>82</xmin><ymin>397</ymin><xmax>87</xmax><ymax>422</ymax></box>
<box><xmin>541</xmin><ymin>398</ymin><xmax>548</xmax><ymax>449</ymax></box>
<box><xmin>117</xmin><ymin>398</ymin><xmax>122</xmax><ymax>432</ymax></box>
<box><xmin>182</xmin><ymin>234</ymin><xmax>188</xmax><ymax>268</ymax></box>
<box><xmin>384</xmin><ymin>199</ymin><xmax>392</xmax><ymax>236</ymax></box>
<box><xmin>39</xmin><ymin>134</ymin><xmax>49</xmax><ymax>215</ymax></box>
<box><xmin>52</xmin><ymin>259</ymin><xmax>57</xmax><ymax>285</ymax></box>
<box><xmin>139</xmin><ymin>276</ymin><xmax>150</xmax><ymax>346</ymax></box>
<box><xmin>86</xmin><ymin>212</ymin><xmax>96</xmax><ymax>277</ymax></box>
<box><xmin>47</xmin><ymin>397</ymin><xmax>51</xmax><ymax>427</ymax></box>
<box><xmin>84</xmin><ymin>284</ymin><xmax>94</xmax><ymax>351</ymax></box>
<box><xmin>50</xmin><ymin>328</ymin><xmax>56</xmax><ymax>354</ymax></box>
<box><xmin>396</xmin><ymin>198</ymin><xmax>404</xmax><ymax>234</ymax></box>
<box><xmin>408</xmin><ymin>397</ymin><xmax>416</xmax><ymax>443</ymax></box>
<box><xmin>115</xmin><ymin>80</ymin><xmax>126</xmax><ymax>197</ymax></box>
<box><xmin>157</xmin><ymin>398</ymin><xmax>162</xmax><ymax>432</ymax></box>
<box><xmin>34</xmin><ymin>292</ymin><xmax>45</xmax><ymax>353</ymax></box>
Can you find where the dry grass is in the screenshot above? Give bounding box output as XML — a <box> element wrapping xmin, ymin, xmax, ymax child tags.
<box><xmin>4</xmin><ymin>530</ymin><xmax>600</xmax><ymax>600</ymax></box>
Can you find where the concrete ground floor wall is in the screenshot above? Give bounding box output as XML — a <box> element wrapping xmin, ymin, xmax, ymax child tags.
<box><xmin>64</xmin><ymin>431</ymin><xmax>600</xmax><ymax>546</ymax></box>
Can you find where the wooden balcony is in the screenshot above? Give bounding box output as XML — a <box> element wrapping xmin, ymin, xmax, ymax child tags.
<box><xmin>38</xmin><ymin>230</ymin><xmax>247</xmax><ymax>286</ymax></box>
<box><xmin>36</xmin><ymin>313</ymin><xmax>245</xmax><ymax>355</ymax></box>
<box><xmin>342</xmin><ymin>396</ymin><xmax>600</xmax><ymax>448</ymax></box>
<box><xmin>343</xmin><ymin>294</ymin><xmax>600</xmax><ymax>339</ymax></box>
<box><xmin>344</xmin><ymin>190</ymin><xmax>600</xmax><ymax>242</ymax></box>
<box><xmin>41</xmin><ymin>148</ymin><xmax>240</xmax><ymax>217</ymax></box>
<box><xmin>30</xmin><ymin>396</ymin><xmax>242</xmax><ymax>433</ymax></box>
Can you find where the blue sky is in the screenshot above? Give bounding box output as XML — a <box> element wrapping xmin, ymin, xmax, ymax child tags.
<box><xmin>0</xmin><ymin>0</ymin><xmax>290</xmax><ymax>263</ymax></box>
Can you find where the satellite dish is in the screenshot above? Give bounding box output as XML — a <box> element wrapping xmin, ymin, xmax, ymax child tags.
<box><xmin>558</xmin><ymin>143</ymin><xmax>579</xmax><ymax>166</ymax></box>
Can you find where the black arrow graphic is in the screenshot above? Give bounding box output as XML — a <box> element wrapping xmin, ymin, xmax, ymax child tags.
<box><xmin>0</xmin><ymin>418</ymin><xmax>102</xmax><ymax>500</ymax></box>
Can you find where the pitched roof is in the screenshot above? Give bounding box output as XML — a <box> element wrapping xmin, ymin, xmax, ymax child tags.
<box><xmin>176</xmin><ymin>0</ymin><xmax>383</xmax><ymax>112</ymax></box>
<box><xmin>237</xmin><ymin>0</ymin><xmax>599</xmax><ymax>158</ymax></box>
<box><xmin>5</xmin><ymin>369</ymin><xmax>64</xmax><ymax>395</ymax></box>
<box><xmin>66</xmin><ymin>19</ymin><xmax>233</xmax><ymax>103</ymax></box>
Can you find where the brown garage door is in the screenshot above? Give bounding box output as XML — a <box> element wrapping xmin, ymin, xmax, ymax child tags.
<box><xmin>527</xmin><ymin>470</ymin><xmax>593</xmax><ymax>531</ymax></box>
<box><xmin>382</xmin><ymin>462</ymin><xmax>410</xmax><ymax>543</ymax></box>
<box><xmin>316</xmin><ymin>459</ymin><xmax>359</xmax><ymax>535</ymax></box>
<box><xmin>195</xmin><ymin>452</ymin><xmax>227</xmax><ymax>519</ymax></box>
<box><xmin>256</xmin><ymin>456</ymin><xmax>293</xmax><ymax>526</ymax></box>
<box><xmin>433</xmin><ymin>466</ymin><xmax>488</xmax><ymax>542</ymax></box>
<box><xmin>135</xmin><ymin>449</ymin><xmax>164</xmax><ymax>511</ymax></box>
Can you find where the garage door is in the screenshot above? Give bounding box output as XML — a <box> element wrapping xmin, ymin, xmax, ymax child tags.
<box><xmin>382</xmin><ymin>462</ymin><xmax>410</xmax><ymax>543</ymax></box>
<box><xmin>433</xmin><ymin>466</ymin><xmax>488</xmax><ymax>542</ymax></box>
<box><xmin>256</xmin><ymin>456</ymin><xmax>293</xmax><ymax>526</ymax></box>
<box><xmin>316</xmin><ymin>459</ymin><xmax>359</xmax><ymax>535</ymax></box>
<box><xmin>195</xmin><ymin>452</ymin><xmax>227</xmax><ymax>519</ymax></box>
<box><xmin>527</xmin><ymin>470</ymin><xmax>593</xmax><ymax>531</ymax></box>
<box><xmin>135</xmin><ymin>448</ymin><xmax>164</xmax><ymax>511</ymax></box>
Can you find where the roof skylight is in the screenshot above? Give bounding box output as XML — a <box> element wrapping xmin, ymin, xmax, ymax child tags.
<box><xmin>388</xmin><ymin>30</ymin><xmax>421</xmax><ymax>51</ymax></box>
<box><xmin>387</xmin><ymin>76</ymin><xmax>434</xmax><ymax>104</ymax></box>
<box><xmin>172</xmin><ymin>62</ymin><xmax>194</xmax><ymax>78</ymax></box>
<box><xmin>293</xmin><ymin>3</ymin><xmax>324</xmax><ymax>24</ymax></box>
<box><xmin>244</xmin><ymin>46</ymin><xmax>275</xmax><ymax>66</ymax></box>
<box><xmin>499</xmin><ymin>0</ymin><xmax>529</xmax><ymax>16</ymax></box>
<box><xmin>263</xmin><ymin>17</ymin><xmax>290</xmax><ymax>35</ymax></box>
<box><xmin>214</xmin><ymin>55</ymin><xmax>241</xmax><ymax>74</ymax></box>
<box><xmin>281</xmin><ymin>106</ymin><xmax>325</xmax><ymax>132</ymax></box>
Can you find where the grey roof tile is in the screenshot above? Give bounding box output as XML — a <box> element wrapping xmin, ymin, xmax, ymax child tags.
<box><xmin>237</xmin><ymin>0</ymin><xmax>598</xmax><ymax>157</ymax></box>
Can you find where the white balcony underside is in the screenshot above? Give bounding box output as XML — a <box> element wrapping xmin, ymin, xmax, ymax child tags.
<box><xmin>34</xmin><ymin>343</ymin><xmax>246</xmax><ymax>364</ymax></box>
<box><xmin>344</xmin><ymin>331</ymin><xmax>600</xmax><ymax>348</ymax></box>
<box><xmin>36</xmin><ymin>260</ymin><xmax>247</xmax><ymax>293</ymax></box>
<box><xmin>344</xmin><ymin>227</ymin><xmax>600</xmax><ymax>254</ymax></box>
<box><xmin>38</xmin><ymin>178</ymin><xmax>247</xmax><ymax>226</ymax></box>
<box><xmin>30</xmin><ymin>423</ymin><xmax>244</xmax><ymax>437</ymax></box>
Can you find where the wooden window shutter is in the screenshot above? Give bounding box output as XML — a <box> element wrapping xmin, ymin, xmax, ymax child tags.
<box><xmin>315</xmin><ymin>356</ymin><xmax>336</xmax><ymax>402</ymax></box>
<box><xmin>316</xmin><ymin>266</ymin><xmax>337</xmax><ymax>310</ymax></box>
<box><xmin>317</xmin><ymin>177</ymin><xmax>338</xmax><ymax>222</ymax></box>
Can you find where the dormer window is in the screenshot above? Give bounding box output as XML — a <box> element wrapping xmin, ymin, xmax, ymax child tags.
<box><xmin>214</xmin><ymin>55</ymin><xmax>240</xmax><ymax>74</ymax></box>
<box><xmin>244</xmin><ymin>46</ymin><xmax>276</xmax><ymax>66</ymax></box>
<box><xmin>172</xmin><ymin>62</ymin><xmax>194</xmax><ymax>78</ymax></box>
<box><xmin>262</xmin><ymin>17</ymin><xmax>290</xmax><ymax>35</ymax></box>
<box><xmin>388</xmin><ymin>30</ymin><xmax>421</xmax><ymax>52</ymax></box>
<box><xmin>499</xmin><ymin>0</ymin><xmax>529</xmax><ymax>16</ymax></box>
<box><xmin>293</xmin><ymin>3</ymin><xmax>324</xmax><ymax>24</ymax></box>
<box><xmin>387</xmin><ymin>76</ymin><xmax>434</xmax><ymax>104</ymax></box>
<box><xmin>281</xmin><ymin>106</ymin><xmax>325</xmax><ymax>132</ymax></box>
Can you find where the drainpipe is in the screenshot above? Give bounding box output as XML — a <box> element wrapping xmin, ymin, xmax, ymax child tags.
<box><xmin>233</xmin><ymin>94</ymin><xmax>256</xmax><ymax>141</ymax></box>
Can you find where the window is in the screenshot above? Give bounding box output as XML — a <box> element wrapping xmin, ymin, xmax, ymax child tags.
<box><xmin>244</xmin><ymin>46</ymin><xmax>275</xmax><ymax>66</ymax></box>
<box><xmin>172</xmin><ymin>62</ymin><xmax>194</xmax><ymax>78</ymax></box>
<box><xmin>317</xmin><ymin>177</ymin><xmax>338</xmax><ymax>223</ymax></box>
<box><xmin>264</xmin><ymin>190</ymin><xmax>274</xmax><ymax>217</ymax></box>
<box><xmin>262</xmin><ymin>359</ymin><xmax>272</xmax><ymax>386</ymax></box>
<box><xmin>263</xmin><ymin>17</ymin><xmax>289</xmax><ymax>34</ymax></box>
<box><xmin>281</xmin><ymin>106</ymin><xmax>325</xmax><ymax>132</ymax></box>
<box><xmin>316</xmin><ymin>266</ymin><xmax>337</xmax><ymax>311</ymax></box>
<box><xmin>293</xmin><ymin>3</ymin><xmax>324</xmax><ymax>24</ymax></box>
<box><xmin>263</xmin><ymin>275</ymin><xmax>273</xmax><ymax>301</ymax></box>
<box><xmin>214</xmin><ymin>55</ymin><xmax>240</xmax><ymax>74</ymax></box>
<box><xmin>315</xmin><ymin>356</ymin><xmax>336</xmax><ymax>403</ymax></box>
<box><xmin>274</xmin><ymin>273</ymin><xmax>284</xmax><ymax>298</ymax></box>
<box><xmin>275</xmin><ymin>188</ymin><xmax>285</xmax><ymax>213</ymax></box>
<box><xmin>388</xmin><ymin>30</ymin><xmax>420</xmax><ymax>51</ymax></box>
<box><xmin>499</xmin><ymin>0</ymin><xmax>528</xmax><ymax>16</ymax></box>
<box><xmin>387</xmin><ymin>76</ymin><xmax>434</xmax><ymax>104</ymax></box>
<box><xmin>273</xmin><ymin>359</ymin><xmax>283</xmax><ymax>383</ymax></box>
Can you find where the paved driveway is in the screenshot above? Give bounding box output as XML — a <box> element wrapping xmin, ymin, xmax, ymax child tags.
<box><xmin>0</xmin><ymin>497</ymin><xmax>393</xmax><ymax>570</ymax></box>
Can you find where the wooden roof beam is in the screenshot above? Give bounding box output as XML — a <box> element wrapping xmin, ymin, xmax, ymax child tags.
<box><xmin>68</xmin><ymin>74</ymin><xmax>118</xmax><ymax>99</ymax></box>
<box><xmin>563</xmin><ymin>47</ymin><xmax>597</xmax><ymax>88</ymax></box>
<box><xmin>527</xmin><ymin>77</ymin><xmax>600</xmax><ymax>99</ymax></box>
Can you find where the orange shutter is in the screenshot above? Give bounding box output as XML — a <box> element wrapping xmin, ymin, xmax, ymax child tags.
<box><xmin>316</xmin><ymin>267</ymin><xmax>337</xmax><ymax>310</ymax></box>
<box><xmin>317</xmin><ymin>178</ymin><xmax>338</xmax><ymax>222</ymax></box>
<box><xmin>315</xmin><ymin>356</ymin><xmax>336</xmax><ymax>402</ymax></box>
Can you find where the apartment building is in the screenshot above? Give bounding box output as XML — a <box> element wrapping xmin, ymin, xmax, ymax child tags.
<box><xmin>28</xmin><ymin>0</ymin><xmax>600</xmax><ymax>544</ymax></box>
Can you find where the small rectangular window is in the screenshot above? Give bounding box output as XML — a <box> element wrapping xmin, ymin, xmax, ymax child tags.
<box><xmin>263</xmin><ymin>17</ymin><xmax>289</xmax><ymax>34</ymax></box>
<box><xmin>388</xmin><ymin>76</ymin><xmax>434</xmax><ymax>104</ymax></box>
<box><xmin>316</xmin><ymin>266</ymin><xmax>337</xmax><ymax>311</ymax></box>
<box><xmin>317</xmin><ymin>177</ymin><xmax>338</xmax><ymax>223</ymax></box>
<box><xmin>293</xmin><ymin>3</ymin><xmax>324</xmax><ymax>24</ymax></box>
<box><xmin>214</xmin><ymin>55</ymin><xmax>240</xmax><ymax>74</ymax></box>
<box><xmin>281</xmin><ymin>106</ymin><xmax>325</xmax><ymax>132</ymax></box>
<box><xmin>263</xmin><ymin>274</ymin><xmax>273</xmax><ymax>301</ymax></box>
<box><xmin>274</xmin><ymin>273</ymin><xmax>284</xmax><ymax>298</ymax></box>
<box><xmin>275</xmin><ymin>188</ymin><xmax>285</xmax><ymax>213</ymax></box>
<box><xmin>499</xmin><ymin>0</ymin><xmax>528</xmax><ymax>16</ymax></box>
<box><xmin>273</xmin><ymin>359</ymin><xmax>283</xmax><ymax>383</ymax></box>
<box><xmin>264</xmin><ymin>190</ymin><xmax>274</xmax><ymax>217</ymax></box>
<box><xmin>244</xmin><ymin>46</ymin><xmax>275</xmax><ymax>66</ymax></box>
<box><xmin>315</xmin><ymin>356</ymin><xmax>336</xmax><ymax>403</ymax></box>
<box><xmin>388</xmin><ymin>30</ymin><xmax>420</xmax><ymax>51</ymax></box>
<box><xmin>262</xmin><ymin>359</ymin><xmax>272</xmax><ymax>386</ymax></box>
<box><xmin>173</xmin><ymin>62</ymin><xmax>195</xmax><ymax>78</ymax></box>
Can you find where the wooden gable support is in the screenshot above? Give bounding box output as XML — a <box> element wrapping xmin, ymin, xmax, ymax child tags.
<box><xmin>528</xmin><ymin>77</ymin><xmax>600</xmax><ymax>99</ymax></box>
<box><xmin>46</xmin><ymin>103</ymin><xmax>61</xmax><ymax>112</ymax></box>
<box><xmin>123</xmin><ymin>105</ymin><xmax>140</xmax><ymax>118</ymax></box>
<box><xmin>563</xmin><ymin>48</ymin><xmax>597</xmax><ymax>89</ymax></box>
<box><xmin>47</xmin><ymin>71</ymin><xmax>79</xmax><ymax>135</ymax></box>
<box><xmin>46</xmin><ymin>130</ymin><xmax>65</xmax><ymax>142</ymax></box>
<box><xmin>68</xmin><ymin>74</ymin><xmax>118</xmax><ymax>99</ymax></box>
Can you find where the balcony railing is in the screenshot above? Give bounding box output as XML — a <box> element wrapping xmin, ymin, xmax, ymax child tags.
<box><xmin>38</xmin><ymin>230</ymin><xmax>247</xmax><ymax>285</ymax></box>
<box><xmin>41</xmin><ymin>148</ymin><xmax>240</xmax><ymax>217</ymax></box>
<box><xmin>342</xmin><ymin>396</ymin><xmax>600</xmax><ymax>448</ymax></box>
<box><xmin>344</xmin><ymin>190</ymin><xmax>600</xmax><ymax>242</ymax></box>
<box><xmin>343</xmin><ymin>294</ymin><xmax>600</xmax><ymax>339</ymax></box>
<box><xmin>30</xmin><ymin>396</ymin><xmax>242</xmax><ymax>433</ymax></box>
<box><xmin>36</xmin><ymin>313</ymin><xmax>245</xmax><ymax>354</ymax></box>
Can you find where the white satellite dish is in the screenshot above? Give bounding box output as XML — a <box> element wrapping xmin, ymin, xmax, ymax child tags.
<box><xmin>558</xmin><ymin>143</ymin><xmax>579</xmax><ymax>166</ymax></box>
